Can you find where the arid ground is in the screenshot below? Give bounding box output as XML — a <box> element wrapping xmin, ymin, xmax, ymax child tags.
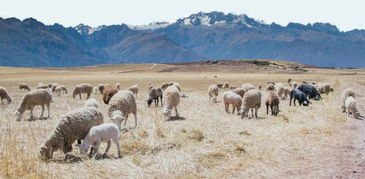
<box><xmin>0</xmin><ymin>61</ymin><xmax>365</xmax><ymax>178</ymax></box>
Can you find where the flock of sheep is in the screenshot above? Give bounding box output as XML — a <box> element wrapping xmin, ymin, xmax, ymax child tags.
<box><xmin>0</xmin><ymin>79</ymin><xmax>361</xmax><ymax>161</ymax></box>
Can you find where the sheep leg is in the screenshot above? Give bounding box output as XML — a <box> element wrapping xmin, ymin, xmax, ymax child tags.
<box><xmin>92</xmin><ymin>142</ymin><xmax>100</xmax><ymax>156</ymax></box>
<box><xmin>104</xmin><ymin>140</ymin><xmax>111</xmax><ymax>155</ymax></box>
<box><xmin>123</xmin><ymin>115</ymin><xmax>128</xmax><ymax>126</ymax></box>
<box><xmin>160</xmin><ymin>96</ymin><xmax>163</xmax><ymax>107</ymax></box>
<box><xmin>134</xmin><ymin>113</ymin><xmax>138</xmax><ymax>127</ymax></box>
<box><xmin>266</xmin><ymin>104</ymin><xmax>269</xmax><ymax>115</ymax></box>
<box><xmin>79</xmin><ymin>93</ymin><xmax>81</xmax><ymax>100</ymax></box>
<box><xmin>46</xmin><ymin>103</ymin><xmax>50</xmax><ymax>119</ymax></box>
<box><xmin>255</xmin><ymin>108</ymin><xmax>258</xmax><ymax>118</ymax></box>
<box><xmin>232</xmin><ymin>105</ymin><xmax>236</xmax><ymax>114</ymax></box>
<box><xmin>225</xmin><ymin>103</ymin><xmax>230</xmax><ymax>114</ymax></box>
<box><xmin>175</xmin><ymin>107</ymin><xmax>180</xmax><ymax>117</ymax></box>
<box><xmin>30</xmin><ymin>107</ymin><xmax>34</xmax><ymax>120</ymax></box>
<box><xmin>1</xmin><ymin>98</ymin><xmax>3</xmax><ymax>104</ymax></box>
<box><xmin>40</xmin><ymin>105</ymin><xmax>45</xmax><ymax>119</ymax></box>
<box><xmin>270</xmin><ymin>105</ymin><xmax>274</xmax><ymax>115</ymax></box>
<box><xmin>87</xmin><ymin>93</ymin><xmax>90</xmax><ymax>99</ymax></box>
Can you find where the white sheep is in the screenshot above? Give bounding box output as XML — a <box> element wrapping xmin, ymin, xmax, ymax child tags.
<box><xmin>241</xmin><ymin>83</ymin><xmax>255</xmax><ymax>93</ymax></box>
<box><xmin>162</xmin><ymin>85</ymin><xmax>180</xmax><ymax>120</ymax></box>
<box><xmin>172</xmin><ymin>82</ymin><xmax>182</xmax><ymax>92</ymax></box>
<box><xmin>39</xmin><ymin>107</ymin><xmax>103</xmax><ymax>160</ymax></box>
<box><xmin>208</xmin><ymin>84</ymin><xmax>219</xmax><ymax>103</ymax></box>
<box><xmin>36</xmin><ymin>83</ymin><xmax>49</xmax><ymax>89</ymax></box>
<box><xmin>240</xmin><ymin>89</ymin><xmax>261</xmax><ymax>119</ymax></box>
<box><xmin>108</xmin><ymin>90</ymin><xmax>137</xmax><ymax>129</ymax></box>
<box><xmin>128</xmin><ymin>84</ymin><xmax>139</xmax><ymax>98</ymax></box>
<box><xmin>84</xmin><ymin>98</ymin><xmax>100</xmax><ymax>109</ymax></box>
<box><xmin>345</xmin><ymin>96</ymin><xmax>360</xmax><ymax>118</ymax></box>
<box><xmin>223</xmin><ymin>91</ymin><xmax>242</xmax><ymax>115</ymax></box>
<box><xmin>341</xmin><ymin>88</ymin><xmax>356</xmax><ymax>112</ymax></box>
<box><xmin>317</xmin><ymin>83</ymin><xmax>334</xmax><ymax>95</ymax></box>
<box><xmin>73</xmin><ymin>83</ymin><xmax>93</xmax><ymax>99</ymax></box>
<box><xmin>275</xmin><ymin>83</ymin><xmax>286</xmax><ymax>99</ymax></box>
<box><xmin>0</xmin><ymin>86</ymin><xmax>12</xmax><ymax>104</ymax></box>
<box><xmin>93</xmin><ymin>87</ymin><xmax>98</xmax><ymax>94</ymax></box>
<box><xmin>55</xmin><ymin>85</ymin><xmax>62</xmax><ymax>96</ymax></box>
<box><xmin>78</xmin><ymin>123</ymin><xmax>121</xmax><ymax>158</ymax></box>
<box><xmin>16</xmin><ymin>89</ymin><xmax>52</xmax><ymax>121</ymax></box>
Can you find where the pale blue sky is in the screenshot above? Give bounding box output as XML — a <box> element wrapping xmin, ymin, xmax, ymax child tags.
<box><xmin>0</xmin><ymin>0</ymin><xmax>363</xmax><ymax>31</ymax></box>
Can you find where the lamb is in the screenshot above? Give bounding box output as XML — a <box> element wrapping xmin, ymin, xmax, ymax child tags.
<box><xmin>128</xmin><ymin>84</ymin><xmax>139</xmax><ymax>98</ymax></box>
<box><xmin>297</xmin><ymin>84</ymin><xmax>322</xmax><ymax>100</ymax></box>
<box><xmin>147</xmin><ymin>86</ymin><xmax>163</xmax><ymax>107</ymax></box>
<box><xmin>341</xmin><ymin>88</ymin><xmax>356</xmax><ymax>112</ymax></box>
<box><xmin>37</xmin><ymin>83</ymin><xmax>49</xmax><ymax>89</ymax></box>
<box><xmin>230</xmin><ymin>85</ymin><xmax>237</xmax><ymax>90</ymax></box>
<box><xmin>78</xmin><ymin>123</ymin><xmax>121</xmax><ymax>158</ymax></box>
<box><xmin>162</xmin><ymin>85</ymin><xmax>180</xmax><ymax>120</ymax></box>
<box><xmin>345</xmin><ymin>96</ymin><xmax>360</xmax><ymax>118</ymax></box>
<box><xmin>39</xmin><ymin>107</ymin><xmax>103</xmax><ymax>160</ymax></box>
<box><xmin>0</xmin><ymin>86</ymin><xmax>12</xmax><ymax>104</ymax></box>
<box><xmin>102</xmin><ymin>86</ymin><xmax>118</xmax><ymax>104</ymax></box>
<box><xmin>265</xmin><ymin>90</ymin><xmax>280</xmax><ymax>116</ymax></box>
<box><xmin>208</xmin><ymin>84</ymin><xmax>219</xmax><ymax>103</ymax></box>
<box><xmin>59</xmin><ymin>85</ymin><xmax>68</xmax><ymax>94</ymax></box>
<box><xmin>276</xmin><ymin>83</ymin><xmax>286</xmax><ymax>99</ymax></box>
<box><xmin>232</xmin><ymin>88</ymin><xmax>245</xmax><ymax>98</ymax></box>
<box><xmin>241</xmin><ymin>83</ymin><xmax>255</xmax><ymax>93</ymax></box>
<box><xmin>317</xmin><ymin>83</ymin><xmax>334</xmax><ymax>95</ymax></box>
<box><xmin>284</xmin><ymin>87</ymin><xmax>291</xmax><ymax>99</ymax></box>
<box><xmin>115</xmin><ymin>83</ymin><xmax>121</xmax><ymax>91</ymax></box>
<box><xmin>73</xmin><ymin>83</ymin><xmax>93</xmax><ymax>99</ymax></box>
<box><xmin>240</xmin><ymin>89</ymin><xmax>261</xmax><ymax>119</ymax></box>
<box><xmin>84</xmin><ymin>98</ymin><xmax>100</xmax><ymax>109</ymax></box>
<box><xmin>55</xmin><ymin>85</ymin><xmax>62</xmax><ymax>96</ymax></box>
<box><xmin>223</xmin><ymin>82</ymin><xmax>230</xmax><ymax>89</ymax></box>
<box><xmin>19</xmin><ymin>83</ymin><xmax>31</xmax><ymax>92</ymax></box>
<box><xmin>290</xmin><ymin>88</ymin><xmax>311</xmax><ymax>106</ymax></box>
<box><xmin>223</xmin><ymin>91</ymin><xmax>242</xmax><ymax>115</ymax></box>
<box><xmin>217</xmin><ymin>83</ymin><xmax>224</xmax><ymax>89</ymax></box>
<box><xmin>51</xmin><ymin>83</ymin><xmax>58</xmax><ymax>93</ymax></box>
<box><xmin>108</xmin><ymin>90</ymin><xmax>137</xmax><ymax>129</ymax></box>
<box><xmin>16</xmin><ymin>89</ymin><xmax>52</xmax><ymax>121</ymax></box>
<box><xmin>98</xmin><ymin>84</ymin><xmax>105</xmax><ymax>94</ymax></box>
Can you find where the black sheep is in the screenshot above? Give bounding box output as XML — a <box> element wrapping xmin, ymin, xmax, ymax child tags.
<box><xmin>290</xmin><ymin>89</ymin><xmax>311</xmax><ymax>106</ymax></box>
<box><xmin>297</xmin><ymin>84</ymin><xmax>322</xmax><ymax>100</ymax></box>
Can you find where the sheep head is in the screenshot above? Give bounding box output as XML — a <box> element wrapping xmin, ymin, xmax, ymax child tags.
<box><xmin>111</xmin><ymin>112</ymin><xmax>125</xmax><ymax>130</ymax></box>
<box><xmin>103</xmin><ymin>88</ymin><xmax>118</xmax><ymax>104</ymax></box>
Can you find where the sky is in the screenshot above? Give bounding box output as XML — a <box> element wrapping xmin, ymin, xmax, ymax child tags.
<box><xmin>0</xmin><ymin>0</ymin><xmax>364</xmax><ymax>31</ymax></box>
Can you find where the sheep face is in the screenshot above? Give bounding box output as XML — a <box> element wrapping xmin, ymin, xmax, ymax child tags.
<box><xmin>40</xmin><ymin>146</ymin><xmax>51</xmax><ymax>160</ymax></box>
<box><xmin>240</xmin><ymin>110</ymin><xmax>247</xmax><ymax>119</ymax></box>
<box><xmin>111</xmin><ymin>114</ymin><xmax>125</xmax><ymax>130</ymax></box>
<box><xmin>147</xmin><ymin>99</ymin><xmax>153</xmax><ymax>107</ymax></box>
<box><xmin>77</xmin><ymin>143</ymin><xmax>89</xmax><ymax>155</ymax></box>
<box><xmin>103</xmin><ymin>90</ymin><xmax>118</xmax><ymax>104</ymax></box>
<box><xmin>15</xmin><ymin>109</ymin><xmax>23</xmax><ymax>121</ymax></box>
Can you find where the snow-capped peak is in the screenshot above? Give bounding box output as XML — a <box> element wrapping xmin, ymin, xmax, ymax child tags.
<box><xmin>131</xmin><ymin>21</ymin><xmax>170</xmax><ymax>30</ymax></box>
<box><xmin>74</xmin><ymin>24</ymin><xmax>104</xmax><ymax>35</ymax></box>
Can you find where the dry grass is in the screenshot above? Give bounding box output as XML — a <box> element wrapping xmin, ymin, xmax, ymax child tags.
<box><xmin>0</xmin><ymin>65</ymin><xmax>365</xmax><ymax>178</ymax></box>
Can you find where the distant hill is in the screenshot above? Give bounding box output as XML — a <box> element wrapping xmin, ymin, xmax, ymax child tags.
<box><xmin>1</xmin><ymin>12</ymin><xmax>365</xmax><ymax>67</ymax></box>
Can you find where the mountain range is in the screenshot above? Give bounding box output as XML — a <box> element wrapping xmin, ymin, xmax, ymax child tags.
<box><xmin>1</xmin><ymin>11</ymin><xmax>365</xmax><ymax>67</ymax></box>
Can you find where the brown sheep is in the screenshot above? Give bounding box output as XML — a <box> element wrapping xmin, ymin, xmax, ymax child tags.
<box><xmin>0</xmin><ymin>86</ymin><xmax>12</xmax><ymax>104</ymax></box>
<box><xmin>103</xmin><ymin>86</ymin><xmax>118</xmax><ymax>104</ymax></box>
<box><xmin>19</xmin><ymin>83</ymin><xmax>31</xmax><ymax>92</ymax></box>
<box><xmin>265</xmin><ymin>90</ymin><xmax>280</xmax><ymax>116</ymax></box>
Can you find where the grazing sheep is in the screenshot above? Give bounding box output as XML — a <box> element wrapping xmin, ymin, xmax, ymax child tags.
<box><xmin>51</xmin><ymin>83</ymin><xmax>58</xmax><ymax>93</ymax></box>
<box><xmin>115</xmin><ymin>83</ymin><xmax>121</xmax><ymax>90</ymax></box>
<box><xmin>0</xmin><ymin>86</ymin><xmax>12</xmax><ymax>104</ymax></box>
<box><xmin>73</xmin><ymin>83</ymin><xmax>93</xmax><ymax>100</ymax></box>
<box><xmin>37</xmin><ymin>83</ymin><xmax>49</xmax><ymax>89</ymax></box>
<box><xmin>16</xmin><ymin>89</ymin><xmax>52</xmax><ymax>121</ymax></box>
<box><xmin>208</xmin><ymin>84</ymin><xmax>219</xmax><ymax>103</ymax></box>
<box><xmin>162</xmin><ymin>85</ymin><xmax>180</xmax><ymax>120</ymax></box>
<box><xmin>93</xmin><ymin>87</ymin><xmax>98</xmax><ymax>94</ymax></box>
<box><xmin>241</xmin><ymin>83</ymin><xmax>255</xmax><ymax>93</ymax></box>
<box><xmin>78</xmin><ymin>123</ymin><xmax>121</xmax><ymax>158</ymax></box>
<box><xmin>297</xmin><ymin>84</ymin><xmax>322</xmax><ymax>100</ymax></box>
<box><xmin>240</xmin><ymin>89</ymin><xmax>261</xmax><ymax>119</ymax></box>
<box><xmin>102</xmin><ymin>86</ymin><xmax>118</xmax><ymax>104</ymax></box>
<box><xmin>266</xmin><ymin>83</ymin><xmax>275</xmax><ymax>91</ymax></box>
<box><xmin>223</xmin><ymin>82</ymin><xmax>230</xmax><ymax>89</ymax></box>
<box><xmin>284</xmin><ymin>87</ymin><xmax>291</xmax><ymax>99</ymax></box>
<box><xmin>217</xmin><ymin>83</ymin><xmax>224</xmax><ymax>89</ymax></box>
<box><xmin>39</xmin><ymin>107</ymin><xmax>103</xmax><ymax>160</ymax></box>
<box><xmin>147</xmin><ymin>86</ymin><xmax>163</xmax><ymax>107</ymax></box>
<box><xmin>341</xmin><ymin>88</ymin><xmax>356</xmax><ymax>112</ymax></box>
<box><xmin>290</xmin><ymin>89</ymin><xmax>311</xmax><ymax>106</ymax></box>
<box><xmin>59</xmin><ymin>85</ymin><xmax>68</xmax><ymax>94</ymax></box>
<box><xmin>275</xmin><ymin>83</ymin><xmax>285</xmax><ymax>99</ymax></box>
<box><xmin>98</xmin><ymin>84</ymin><xmax>105</xmax><ymax>94</ymax></box>
<box><xmin>84</xmin><ymin>98</ymin><xmax>100</xmax><ymax>109</ymax></box>
<box><xmin>55</xmin><ymin>85</ymin><xmax>62</xmax><ymax>96</ymax></box>
<box><xmin>128</xmin><ymin>84</ymin><xmax>139</xmax><ymax>98</ymax></box>
<box><xmin>19</xmin><ymin>83</ymin><xmax>31</xmax><ymax>92</ymax></box>
<box><xmin>265</xmin><ymin>90</ymin><xmax>280</xmax><ymax>116</ymax></box>
<box><xmin>230</xmin><ymin>85</ymin><xmax>237</xmax><ymax>90</ymax></box>
<box><xmin>345</xmin><ymin>96</ymin><xmax>360</xmax><ymax>118</ymax></box>
<box><xmin>232</xmin><ymin>88</ymin><xmax>245</xmax><ymax>98</ymax></box>
<box><xmin>223</xmin><ymin>91</ymin><xmax>242</xmax><ymax>115</ymax></box>
<box><xmin>108</xmin><ymin>90</ymin><xmax>137</xmax><ymax>129</ymax></box>
<box><xmin>317</xmin><ymin>83</ymin><xmax>334</xmax><ymax>95</ymax></box>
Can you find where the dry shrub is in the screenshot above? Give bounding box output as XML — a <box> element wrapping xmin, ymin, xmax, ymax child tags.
<box><xmin>198</xmin><ymin>151</ymin><xmax>228</xmax><ymax>168</ymax></box>
<box><xmin>121</xmin><ymin>140</ymin><xmax>151</xmax><ymax>155</ymax></box>
<box><xmin>186</xmin><ymin>130</ymin><xmax>204</xmax><ymax>142</ymax></box>
<box><xmin>239</xmin><ymin>130</ymin><xmax>251</xmax><ymax>136</ymax></box>
<box><xmin>137</xmin><ymin>129</ymin><xmax>149</xmax><ymax>138</ymax></box>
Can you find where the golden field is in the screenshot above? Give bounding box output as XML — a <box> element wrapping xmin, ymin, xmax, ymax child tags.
<box><xmin>0</xmin><ymin>62</ymin><xmax>365</xmax><ymax>178</ymax></box>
